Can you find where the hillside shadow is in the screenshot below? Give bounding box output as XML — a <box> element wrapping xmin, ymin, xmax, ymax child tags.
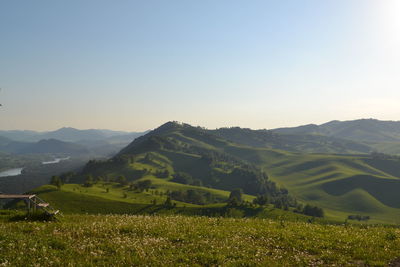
<box><xmin>322</xmin><ymin>175</ymin><xmax>400</xmax><ymax>209</ymax></box>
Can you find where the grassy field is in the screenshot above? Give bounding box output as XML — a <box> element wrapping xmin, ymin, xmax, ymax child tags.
<box><xmin>0</xmin><ymin>212</ymin><xmax>400</xmax><ymax>266</ymax></box>
<box><xmin>24</xmin><ymin>183</ymin><xmax>313</xmax><ymax>222</ymax></box>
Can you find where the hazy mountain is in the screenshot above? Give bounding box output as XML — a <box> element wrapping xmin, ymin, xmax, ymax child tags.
<box><xmin>0</xmin><ymin>130</ymin><xmax>38</xmax><ymax>142</ymax></box>
<box><xmin>0</xmin><ymin>136</ymin><xmax>11</xmax><ymax>146</ymax></box>
<box><xmin>0</xmin><ymin>127</ymin><xmax>147</xmax><ymax>157</ymax></box>
<box><xmin>0</xmin><ymin>127</ymin><xmax>146</xmax><ymax>143</ymax></box>
<box><xmin>41</xmin><ymin>128</ymin><xmax>108</xmax><ymax>142</ymax></box>
<box><xmin>0</xmin><ymin>139</ymin><xmax>89</xmax><ymax>155</ymax></box>
<box><xmin>273</xmin><ymin>119</ymin><xmax>400</xmax><ymax>143</ymax></box>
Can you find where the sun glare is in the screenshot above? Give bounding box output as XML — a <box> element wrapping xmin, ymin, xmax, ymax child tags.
<box><xmin>382</xmin><ymin>0</ymin><xmax>400</xmax><ymax>30</ymax></box>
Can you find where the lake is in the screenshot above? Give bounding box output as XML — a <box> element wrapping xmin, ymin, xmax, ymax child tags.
<box><xmin>0</xmin><ymin>168</ymin><xmax>24</xmax><ymax>178</ymax></box>
<box><xmin>42</xmin><ymin>156</ymin><xmax>71</xmax><ymax>165</ymax></box>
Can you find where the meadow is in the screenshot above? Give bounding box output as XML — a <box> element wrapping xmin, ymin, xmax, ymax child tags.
<box><xmin>0</xmin><ymin>212</ymin><xmax>399</xmax><ymax>266</ymax></box>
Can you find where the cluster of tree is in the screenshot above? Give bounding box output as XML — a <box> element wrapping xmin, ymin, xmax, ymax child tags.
<box><xmin>347</xmin><ymin>214</ymin><xmax>370</xmax><ymax>221</ymax></box>
<box><xmin>199</xmin><ymin>150</ymin><xmax>247</xmax><ymax>169</ymax></box>
<box><xmin>50</xmin><ymin>171</ymin><xmax>76</xmax><ymax>189</ymax></box>
<box><xmin>252</xmin><ymin>192</ymin><xmax>297</xmax><ymax>209</ymax></box>
<box><xmin>163</xmin><ymin>196</ymin><xmax>175</xmax><ymax>208</ymax></box>
<box><xmin>155</xmin><ymin>169</ymin><xmax>169</xmax><ymax>178</ymax></box>
<box><xmin>169</xmin><ymin>189</ymin><xmax>216</xmax><ymax>205</ymax></box>
<box><xmin>130</xmin><ymin>180</ymin><xmax>152</xmax><ymax>192</ymax></box>
<box><xmin>59</xmin><ymin>171</ymin><xmax>74</xmax><ymax>183</ymax></box>
<box><xmin>131</xmin><ymin>136</ymin><xmax>184</xmax><ymax>153</ymax></box>
<box><xmin>77</xmin><ymin>157</ymin><xmax>147</xmax><ymax>183</ymax></box>
<box><xmin>171</xmin><ymin>172</ymin><xmax>203</xmax><ymax>186</ymax></box>
<box><xmin>82</xmin><ymin>174</ymin><xmax>116</xmax><ymax>187</ymax></box>
<box><xmin>253</xmin><ymin>193</ymin><xmax>324</xmax><ymax>218</ymax></box>
<box><xmin>370</xmin><ymin>152</ymin><xmax>398</xmax><ymax>160</ymax></box>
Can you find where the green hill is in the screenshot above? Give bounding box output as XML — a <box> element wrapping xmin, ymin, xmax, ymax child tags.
<box><xmin>210</xmin><ymin>127</ymin><xmax>372</xmax><ymax>154</ymax></box>
<box><xmin>272</xmin><ymin>119</ymin><xmax>400</xmax><ymax>154</ymax></box>
<box><xmin>23</xmin><ymin>121</ymin><xmax>400</xmax><ymax>224</ymax></box>
<box><xmin>78</xmin><ymin>122</ymin><xmax>290</xmax><ymax>200</ymax></box>
<box><xmin>229</xmin><ymin>149</ymin><xmax>400</xmax><ymax>223</ymax></box>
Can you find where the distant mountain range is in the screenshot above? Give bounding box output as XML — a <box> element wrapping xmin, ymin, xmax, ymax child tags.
<box><xmin>0</xmin><ymin>127</ymin><xmax>148</xmax><ymax>156</ymax></box>
<box><xmin>0</xmin><ymin>127</ymin><xmax>145</xmax><ymax>143</ymax></box>
<box><xmin>272</xmin><ymin>119</ymin><xmax>400</xmax><ymax>143</ymax></box>
<box><xmin>0</xmin><ymin>139</ymin><xmax>88</xmax><ymax>155</ymax></box>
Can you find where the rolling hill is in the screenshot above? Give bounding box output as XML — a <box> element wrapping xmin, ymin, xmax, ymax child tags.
<box><xmin>273</xmin><ymin>118</ymin><xmax>400</xmax><ymax>143</ymax></box>
<box><xmin>224</xmin><ymin>146</ymin><xmax>400</xmax><ymax>223</ymax></box>
<box><xmin>77</xmin><ymin>122</ymin><xmax>290</xmax><ymax>200</ymax></box>
<box><xmin>210</xmin><ymin>127</ymin><xmax>372</xmax><ymax>154</ymax></box>
<box><xmin>65</xmin><ymin>121</ymin><xmax>400</xmax><ymax>223</ymax></box>
<box><xmin>10</xmin><ymin>120</ymin><xmax>400</xmax><ymax>224</ymax></box>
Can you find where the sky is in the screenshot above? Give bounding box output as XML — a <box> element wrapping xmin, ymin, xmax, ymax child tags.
<box><xmin>0</xmin><ymin>0</ymin><xmax>400</xmax><ymax>132</ymax></box>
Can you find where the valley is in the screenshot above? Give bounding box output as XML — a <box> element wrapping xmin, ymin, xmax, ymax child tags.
<box><xmin>4</xmin><ymin>120</ymin><xmax>398</xmax><ymax>225</ymax></box>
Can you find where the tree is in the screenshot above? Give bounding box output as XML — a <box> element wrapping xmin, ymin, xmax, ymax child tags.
<box><xmin>164</xmin><ymin>196</ymin><xmax>173</xmax><ymax>208</ymax></box>
<box><xmin>303</xmin><ymin>204</ymin><xmax>324</xmax><ymax>218</ymax></box>
<box><xmin>84</xmin><ymin>175</ymin><xmax>94</xmax><ymax>187</ymax></box>
<box><xmin>116</xmin><ymin>175</ymin><xmax>128</xmax><ymax>186</ymax></box>
<box><xmin>229</xmin><ymin>188</ymin><xmax>243</xmax><ymax>203</ymax></box>
<box><xmin>50</xmin><ymin>176</ymin><xmax>63</xmax><ymax>190</ymax></box>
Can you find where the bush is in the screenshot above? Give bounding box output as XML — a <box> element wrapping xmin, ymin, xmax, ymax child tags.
<box><xmin>347</xmin><ymin>215</ymin><xmax>370</xmax><ymax>221</ymax></box>
<box><xmin>303</xmin><ymin>205</ymin><xmax>324</xmax><ymax>218</ymax></box>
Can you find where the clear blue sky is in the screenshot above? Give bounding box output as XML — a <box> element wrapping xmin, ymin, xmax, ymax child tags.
<box><xmin>1</xmin><ymin>0</ymin><xmax>399</xmax><ymax>131</ymax></box>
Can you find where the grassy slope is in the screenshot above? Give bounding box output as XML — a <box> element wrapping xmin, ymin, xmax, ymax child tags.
<box><xmin>224</xmin><ymin>145</ymin><xmax>400</xmax><ymax>223</ymax></box>
<box><xmin>1</xmin><ymin>213</ymin><xmax>400</xmax><ymax>266</ymax></box>
<box><xmin>25</xmin><ymin>183</ymin><xmax>314</xmax><ymax>223</ymax></box>
<box><xmin>30</xmin><ymin>178</ymin><xmax>256</xmax><ymax>212</ymax></box>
